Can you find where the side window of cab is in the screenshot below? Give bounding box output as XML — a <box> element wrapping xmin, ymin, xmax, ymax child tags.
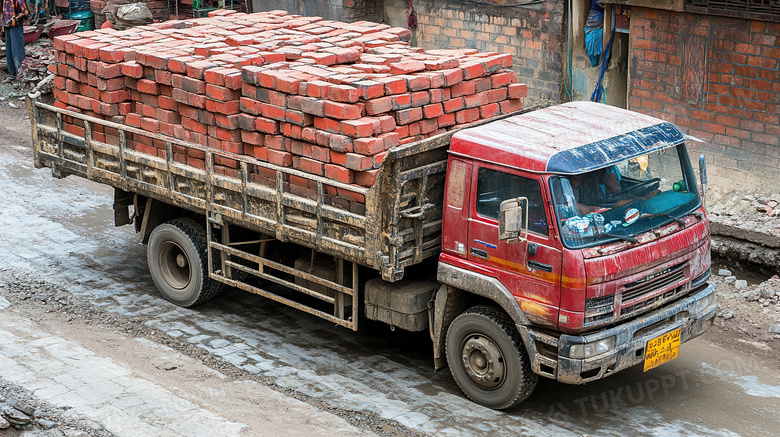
<box><xmin>476</xmin><ymin>167</ymin><xmax>549</xmax><ymax>236</ymax></box>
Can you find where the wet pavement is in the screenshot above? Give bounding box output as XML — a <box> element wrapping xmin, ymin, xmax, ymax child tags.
<box><xmin>1</xmin><ymin>129</ymin><xmax>779</xmax><ymax>435</ymax></box>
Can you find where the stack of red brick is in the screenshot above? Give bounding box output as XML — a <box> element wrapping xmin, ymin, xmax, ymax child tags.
<box><xmin>51</xmin><ymin>9</ymin><xmax>526</xmax><ymax>204</ymax></box>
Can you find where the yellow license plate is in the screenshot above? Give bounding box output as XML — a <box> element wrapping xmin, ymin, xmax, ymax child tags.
<box><xmin>643</xmin><ymin>328</ymin><xmax>682</xmax><ymax>372</ymax></box>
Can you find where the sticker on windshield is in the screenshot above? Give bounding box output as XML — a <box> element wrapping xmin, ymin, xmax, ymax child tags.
<box><xmin>625</xmin><ymin>208</ymin><xmax>640</xmax><ymax>225</ymax></box>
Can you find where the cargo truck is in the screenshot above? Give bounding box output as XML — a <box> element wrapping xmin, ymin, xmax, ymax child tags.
<box><xmin>28</xmin><ymin>97</ymin><xmax>717</xmax><ymax>409</ymax></box>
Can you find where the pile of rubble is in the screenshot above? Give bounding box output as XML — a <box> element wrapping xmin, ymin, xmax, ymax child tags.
<box><xmin>714</xmin><ymin>269</ymin><xmax>780</xmax><ymax>341</ymax></box>
<box><xmin>0</xmin><ymin>396</ymin><xmax>55</xmax><ymax>431</ymax></box>
<box><xmin>754</xmin><ymin>196</ymin><xmax>779</xmax><ymax>217</ymax></box>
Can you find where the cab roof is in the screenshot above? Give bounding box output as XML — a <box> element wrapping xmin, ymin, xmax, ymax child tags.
<box><xmin>450</xmin><ymin>101</ymin><xmax>687</xmax><ymax>174</ymax></box>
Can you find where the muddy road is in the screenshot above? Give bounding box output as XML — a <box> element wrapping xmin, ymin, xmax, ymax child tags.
<box><xmin>1</xmin><ymin>103</ymin><xmax>779</xmax><ymax>436</ymax></box>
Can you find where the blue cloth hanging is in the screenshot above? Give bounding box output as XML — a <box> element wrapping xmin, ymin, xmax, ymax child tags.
<box><xmin>585</xmin><ymin>2</ymin><xmax>605</xmax><ymax>67</ymax></box>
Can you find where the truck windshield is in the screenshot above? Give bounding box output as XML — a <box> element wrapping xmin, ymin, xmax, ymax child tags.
<box><xmin>550</xmin><ymin>144</ymin><xmax>700</xmax><ymax>249</ymax></box>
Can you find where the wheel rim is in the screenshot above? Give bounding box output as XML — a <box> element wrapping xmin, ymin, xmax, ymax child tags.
<box><xmin>461</xmin><ymin>334</ymin><xmax>507</xmax><ymax>390</ymax></box>
<box><xmin>159</xmin><ymin>241</ymin><xmax>192</xmax><ymax>290</ymax></box>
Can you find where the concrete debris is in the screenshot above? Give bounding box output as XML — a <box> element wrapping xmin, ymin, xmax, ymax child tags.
<box><xmin>735</xmin><ymin>279</ymin><xmax>748</xmax><ymax>289</ymax></box>
<box><xmin>769</xmin><ymin>325</ymin><xmax>780</xmax><ymax>334</ymax></box>
<box><xmin>718</xmin><ymin>269</ymin><xmax>732</xmax><ymax>276</ymax></box>
<box><xmin>38</xmin><ymin>419</ymin><xmax>56</xmax><ymax>429</ymax></box>
<box><xmin>724</xmin><ymin>276</ymin><xmax>737</xmax><ymax>283</ymax></box>
<box><xmin>742</xmin><ymin>289</ymin><xmax>760</xmax><ymax>301</ymax></box>
<box><xmin>0</xmin><ymin>415</ymin><xmax>9</xmax><ymax>430</ymax></box>
<box><xmin>17</xmin><ymin>39</ymin><xmax>56</xmax><ymax>94</ymax></box>
<box><xmin>7</xmin><ymin>398</ymin><xmax>34</xmax><ymax>416</ymax></box>
<box><xmin>1</xmin><ymin>402</ymin><xmax>33</xmax><ymax>426</ymax></box>
<box><xmin>719</xmin><ymin>309</ymin><xmax>734</xmax><ymax>320</ymax></box>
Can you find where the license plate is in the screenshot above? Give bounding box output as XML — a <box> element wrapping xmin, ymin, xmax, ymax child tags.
<box><xmin>643</xmin><ymin>328</ymin><xmax>682</xmax><ymax>372</ymax></box>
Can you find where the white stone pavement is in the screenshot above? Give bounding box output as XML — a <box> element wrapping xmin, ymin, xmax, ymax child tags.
<box><xmin>0</xmin><ymin>310</ymin><xmax>370</xmax><ymax>436</ymax></box>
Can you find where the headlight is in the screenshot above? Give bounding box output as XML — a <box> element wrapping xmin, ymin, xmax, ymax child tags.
<box><xmin>569</xmin><ymin>336</ymin><xmax>616</xmax><ymax>359</ymax></box>
<box><xmin>691</xmin><ymin>291</ymin><xmax>716</xmax><ymax>314</ymax></box>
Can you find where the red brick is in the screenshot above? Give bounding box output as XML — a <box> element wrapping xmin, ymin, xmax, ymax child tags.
<box><xmin>480</xmin><ymin>103</ymin><xmax>501</xmax><ymax>119</ymax></box>
<box><xmin>391</xmin><ymin>94</ymin><xmax>412</xmax><ymax>110</ymax></box>
<box><xmin>395</xmin><ymin>107</ymin><xmax>423</xmax><ymax>125</ymax></box>
<box><xmin>285</xmin><ymin>109</ymin><xmax>313</xmax><ymax>126</ymax></box>
<box><xmin>499</xmin><ymin>99</ymin><xmax>523</xmax><ymax>114</ymax></box>
<box><xmin>340</xmin><ymin>119</ymin><xmax>375</xmax><ymax>138</ymax></box>
<box><xmin>353</xmin><ymin>137</ymin><xmax>386</xmax><ymax>155</ymax></box>
<box><xmin>508</xmin><ymin>83</ymin><xmax>528</xmax><ymax>99</ymax></box>
<box><xmin>300</xmin><ymin>98</ymin><xmax>326</xmax><ymax>117</ymax></box>
<box><xmin>355</xmin><ymin>170</ymin><xmax>378</xmax><ymax>187</ymax></box>
<box><xmin>242</xmin><ymin>130</ymin><xmax>265</xmax><ymax>146</ymax></box>
<box><xmin>206</xmin><ymin>84</ymin><xmax>240</xmax><ymax>101</ymax></box>
<box><xmin>180</xmin><ymin>76</ymin><xmax>206</xmax><ymax>94</ymax></box>
<box><xmin>122</xmin><ymin>61</ymin><xmax>143</xmax><ymax>78</ymax></box>
<box><xmin>423</xmin><ymin>103</ymin><xmax>444</xmax><ymax>118</ymax></box>
<box><xmin>267</xmin><ymin>150</ymin><xmax>293</xmax><ymax>166</ymax></box>
<box><xmin>300</xmin><ymin>80</ymin><xmax>331</xmax><ymax>98</ymax></box>
<box><xmin>410</xmin><ymin>91</ymin><xmax>431</xmax><ymax>107</ymax></box>
<box><xmin>154</xmin><ymin>70</ymin><xmax>173</xmax><ymax>86</ymax></box>
<box><xmin>125</xmin><ymin>112</ymin><xmax>142</xmax><ymax>127</ymax></box>
<box><xmin>345</xmin><ymin>153</ymin><xmax>374</xmax><ymax>171</ymax></box>
<box><xmin>323</xmin><ymin>101</ymin><xmax>362</xmax><ymax>120</ymax></box>
<box><xmin>324</xmin><ymin>164</ymin><xmax>354</xmax><ymax>183</ymax></box>
<box><xmin>140</xmin><ymin>117</ymin><xmax>160</xmax><ymax>133</ymax></box>
<box><xmin>296</xmin><ymin>156</ymin><xmax>325</xmax><ymax>175</ymax></box>
<box><xmin>365</xmin><ymin>96</ymin><xmax>393</xmax><ymax>115</ymax></box>
<box><xmin>216</xmin><ymin>114</ymin><xmax>240</xmax><ymax>130</ymax></box>
<box><xmin>328</xmin><ymin>84</ymin><xmax>360</xmax><ymax>103</ymax></box>
<box><xmin>451</xmin><ymin>80</ymin><xmax>476</xmax><ymax>98</ymax></box>
<box><xmin>252</xmin><ymin>146</ymin><xmax>268</xmax><ymax>161</ymax></box>
<box><xmin>406</xmin><ymin>75</ymin><xmax>431</xmax><ymax>92</ymax></box>
<box><xmin>101</xmin><ymin>90</ymin><xmax>129</xmax><ymax>103</ymax></box>
<box><xmin>261</xmin><ymin>103</ymin><xmax>286</xmax><ymax>121</ymax></box>
<box><xmin>206</xmin><ymin>99</ymin><xmax>241</xmax><ymax>115</ymax></box>
<box><xmin>329</xmin><ymin>134</ymin><xmax>354</xmax><ymax>153</ymax></box>
<box><xmin>464</xmin><ymin>92</ymin><xmax>488</xmax><ymax>109</ymax></box>
<box><xmin>137</xmin><ymin>79</ymin><xmax>159</xmax><ymax>95</ymax></box>
<box><xmin>456</xmin><ymin>108</ymin><xmax>480</xmax><ymax>124</ymax></box>
<box><xmin>95</xmin><ymin>62</ymin><xmax>123</xmax><ymax>79</ymax></box>
<box><xmin>376</xmin><ymin>77</ymin><xmax>407</xmax><ymax>95</ymax></box>
<box><xmin>420</xmin><ymin>118</ymin><xmax>438</xmax><ymax>134</ymax></box>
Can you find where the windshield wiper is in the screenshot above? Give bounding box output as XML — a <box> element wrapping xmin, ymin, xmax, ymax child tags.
<box><xmin>569</xmin><ymin>233</ymin><xmax>638</xmax><ymax>244</ymax></box>
<box><xmin>640</xmin><ymin>212</ymin><xmax>685</xmax><ymax>227</ymax></box>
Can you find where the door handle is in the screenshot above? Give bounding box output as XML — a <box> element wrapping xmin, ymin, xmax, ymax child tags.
<box><xmin>470</xmin><ymin>248</ymin><xmax>489</xmax><ymax>259</ymax></box>
<box><xmin>528</xmin><ymin>260</ymin><xmax>553</xmax><ymax>272</ymax></box>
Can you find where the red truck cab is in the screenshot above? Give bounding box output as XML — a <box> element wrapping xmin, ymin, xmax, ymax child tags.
<box><xmin>435</xmin><ymin>102</ymin><xmax>717</xmax><ymax>408</ymax></box>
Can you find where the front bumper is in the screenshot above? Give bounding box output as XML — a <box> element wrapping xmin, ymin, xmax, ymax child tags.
<box><xmin>519</xmin><ymin>282</ymin><xmax>717</xmax><ymax>384</ymax></box>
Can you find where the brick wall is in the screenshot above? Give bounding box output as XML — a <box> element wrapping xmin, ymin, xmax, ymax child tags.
<box><xmin>387</xmin><ymin>0</ymin><xmax>564</xmax><ymax>106</ymax></box>
<box><xmin>628</xmin><ymin>8</ymin><xmax>780</xmax><ymax>190</ymax></box>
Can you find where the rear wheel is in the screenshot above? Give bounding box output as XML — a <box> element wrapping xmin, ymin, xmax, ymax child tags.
<box><xmin>147</xmin><ymin>218</ymin><xmax>222</xmax><ymax>307</ymax></box>
<box><xmin>446</xmin><ymin>305</ymin><xmax>537</xmax><ymax>409</ymax></box>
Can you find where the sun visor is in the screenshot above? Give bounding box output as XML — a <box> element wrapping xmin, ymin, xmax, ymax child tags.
<box><xmin>545</xmin><ymin>122</ymin><xmax>686</xmax><ymax>175</ymax></box>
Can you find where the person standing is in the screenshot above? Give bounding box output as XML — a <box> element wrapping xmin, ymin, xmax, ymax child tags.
<box><xmin>2</xmin><ymin>0</ymin><xmax>28</xmax><ymax>84</ymax></box>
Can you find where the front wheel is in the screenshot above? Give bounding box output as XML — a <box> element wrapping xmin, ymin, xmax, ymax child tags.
<box><xmin>445</xmin><ymin>305</ymin><xmax>538</xmax><ymax>409</ymax></box>
<box><xmin>147</xmin><ymin>218</ymin><xmax>222</xmax><ymax>307</ymax></box>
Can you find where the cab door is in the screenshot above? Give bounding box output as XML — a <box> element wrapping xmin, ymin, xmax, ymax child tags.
<box><xmin>467</xmin><ymin>165</ymin><xmax>562</xmax><ymax>328</ymax></box>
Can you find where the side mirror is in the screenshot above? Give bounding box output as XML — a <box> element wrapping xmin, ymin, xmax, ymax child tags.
<box><xmin>499</xmin><ymin>197</ymin><xmax>528</xmax><ymax>241</ymax></box>
<box><xmin>698</xmin><ymin>154</ymin><xmax>707</xmax><ymax>198</ymax></box>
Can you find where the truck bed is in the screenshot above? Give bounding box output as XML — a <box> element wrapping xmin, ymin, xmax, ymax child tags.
<box><xmin>29</xmin><ymin>97</ymin><xmax>451</xmax><ymax>281</ymax></box>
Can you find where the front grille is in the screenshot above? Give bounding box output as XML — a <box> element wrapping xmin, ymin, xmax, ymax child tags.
<box><xmin>622</xmin><ymin>285</ymin><xmax>688</xmax><ymax>317</ymax></box>
<box><xmin>622</xmin><ymin>262</ymin><xmax>687</xmax><ymax>303</ymax></box>
<box><xmin>619</xmin><ymin>262</ymin><xmax>690</xmax><ymax>317</ymax></box>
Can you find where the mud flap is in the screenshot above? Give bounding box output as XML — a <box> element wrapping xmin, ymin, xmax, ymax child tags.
<box><xmin>430</xmin><ymin>285</ymin><xmax>469</xmax><ymax>370</ymax></box>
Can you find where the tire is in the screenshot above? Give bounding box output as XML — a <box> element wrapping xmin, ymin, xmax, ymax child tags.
<box><xmin>445</xmin><ymin>305</ymin><xmax>538</xmax><ymax>409</ymax></box>
<box><xmin>147</xmin><ymin>218</ymin><xmax>222</xmax><ymax>307</ymax></box>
